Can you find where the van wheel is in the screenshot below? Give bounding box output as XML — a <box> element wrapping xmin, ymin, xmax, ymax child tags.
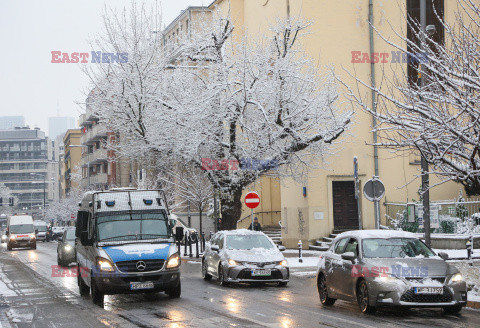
<box><xmin>166</xmin><ymin>281</ymin><xmax>181</xmax><ymax>299</ymax></box>
<box><xmin>91</xmin><ymin>279</ymin><xmax>104</xmax><ymax>307</ymax></box>
<box><xmin>31</xmin><ymin>243</ymin><xmax>36</xmax><ymax>250</ymax></box>
<box><xmin>357</xmin><ymin>280</ymin><xmax>376</xmax><ymax>314</ymax></box>
<box><xmin>202</xmin><ymin>260</ymin><xmax>212</xmax><ymax>281</ymax></box>
<box><xmin>7</xmin><ymin>244</ymin><xmax>12</xmax><ymax>251</ymax></box>
<box><xmin>77</xmin><ymin>266</ymin><xmax>89</xmax><ymax>296</ymax></box>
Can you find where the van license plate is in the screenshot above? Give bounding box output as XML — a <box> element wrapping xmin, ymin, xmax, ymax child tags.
<box><xmin>130</xmin><ymin>281</ymin><xmax>154</xmax><ymax>290</ymax></box>
<box><xmin>414</xmin><ymin>287</ymin><xmax>443</xmax><ymax>295</ymax></box>
<box><xmin>251</xmin><ymin>269</ymin><xmax>271</xmax><ymax>277</ymax></box>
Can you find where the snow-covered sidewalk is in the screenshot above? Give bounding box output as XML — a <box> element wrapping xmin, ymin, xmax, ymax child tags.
<box><xmin>433</xmin><ymin>248</ymin><xmax>480</xmax><ymax>260</ymax></box>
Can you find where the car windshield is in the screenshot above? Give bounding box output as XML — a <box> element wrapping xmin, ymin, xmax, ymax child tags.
<box><xmin>226</xmin><ymin>234</ymin><xmax>274</xmax><ymax>250</ymax></box>
<box><xmin>96</xmin><ymin>212</ymin><xmax>170</xmax><ymax>242</ymax></box>
<box><xmin>65</xmin><ymin>229</ymin><xmax>76</xmax><ymax>240</ymax></box>
<box><xmin>10</xmin><ymin>224</ymin><xmax>34</xmax><ymax>234</ymax></box>
<box><xmin>362</xmin><ymin>238</ymin><xmax>436</xmax><ymax>258</ymax></box>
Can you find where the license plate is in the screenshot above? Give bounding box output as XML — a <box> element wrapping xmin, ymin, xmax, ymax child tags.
<box><xmin>251</xmin><ymin>269</ymin><xmax>271</xmax><ymax>277</ymax></box>
<box><xmin>414</xmin><ymin>287</ymin><xmax>443</xmax><ymax>295</ymax></box>
<box><xmin>130</xmin><ymin>281</ymin><xmax>154</xmax><ymax>290</ymax></box>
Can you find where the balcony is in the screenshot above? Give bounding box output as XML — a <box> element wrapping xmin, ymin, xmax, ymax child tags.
<box><xmin>81</xmin><ymin>124</ymin><xmax>108</xmax><ymax>145</ymax></box>
<box><xmin>81</xmin><ymin>148</ymin><xmax>108</xmax><ymax>167</ymax></box>
<box><xmin>81</xmin><ymin>172</ymin><xmax>108</xmax><ymax>188</ymax></box>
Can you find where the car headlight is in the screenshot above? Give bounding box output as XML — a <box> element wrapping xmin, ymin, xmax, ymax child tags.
<box><xmin>449</xmin><ymin>273</ymin><xmax>463</xmax><ymax>283</ymax></box>
<box><xmin>97</xmin><ymin>257</ymin><xmax>115</xmax><ymax>272</ymax></box>
<box><xmin>166</xmin><ymin>253</ymin><xmax>180</xmax><ymax>269</ymax></box>
<box><xmin>64</xmin><ymin>244</ymin><xmax>73</xmax><ymax>252</ymax></box>
<box><xmin>376</xmin><ymin>275</ymin><xmax>398</xmax><ymax>282</ymax></box>
<box><xmin>228</xmin><ymin>259</ymin><xmax>240</xmax><ymax>266</ymax></box>
<box><xmin>279</xmin><ymin>260</ymin><xmax>288</xmax><ymax>266</ymax></box>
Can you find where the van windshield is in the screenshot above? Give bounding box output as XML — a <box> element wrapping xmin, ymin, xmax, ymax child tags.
<box><xmin>10</xmin><ymin>224</ymin><xmax>34</xmax><ymax>234</ymax></box>
<box><xmin>35</xmin><ymin>225</ymin><xmax>48</xmax><ymax>232</ymax></box>
<box><xmin>96</xmin><ymin>212</ymin><xmax>170</xmax><ymax>242</ymax></box>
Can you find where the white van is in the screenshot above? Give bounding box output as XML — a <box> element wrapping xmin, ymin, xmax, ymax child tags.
<box><xmin>34</xmin><ymin>220</ymin><xmax>49</xmax><ymax>242</ymax></box>
<box><xmin>6</xmin><ymin>215</ymin><xmax>36</xmax><ymax>250</ymax></box>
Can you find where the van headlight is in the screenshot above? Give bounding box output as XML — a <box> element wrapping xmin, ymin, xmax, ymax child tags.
<box><xmin>29</xmin><ymin>233</ymin><xmax>36</xmax><ymax>240</ymax></box>
<box><xmin>166</xmin><ymin>253</ymin><xmax>180</xmax><ymax>269</ymax></box>
<box><xmin>97</xmin><ymin>257</ymin><xmax>115</xmax><ymax>272</ymax></box>
<box><xmin>449</xmin><ymin>273</ymin><xmax>463</xmax><ymax>284</ymax></box>
<box><xmin>9</xmin><ymin>235</ymin><xmax>16</xmax><ymax>240</ymax></box>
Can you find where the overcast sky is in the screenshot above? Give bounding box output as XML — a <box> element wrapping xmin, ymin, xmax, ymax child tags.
<box><xmin>0</xmin><ymin>0</ymin><xmax>208</xmax><ymax>136</ymax></box>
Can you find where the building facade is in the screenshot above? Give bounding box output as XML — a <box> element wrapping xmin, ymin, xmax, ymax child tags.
<box><xmin>63</xmin><ymin>129</ymin><xmax>82</xmax><ymax>195</ymax></box>
<box><xmin>167</xmin><ymin>0</ymin><xmax>471</xmax><ymax>247</ymax></box>
<box><xmin>0</xmin><ymin>127</ymin><xmax>56</xmax><ymax>217</ymax></box>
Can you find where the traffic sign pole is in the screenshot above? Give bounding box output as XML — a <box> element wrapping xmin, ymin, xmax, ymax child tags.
<box><xmin>244</xmin><ymin>192</ymin><xmax>260</xmax><ymax>230</ymax></box>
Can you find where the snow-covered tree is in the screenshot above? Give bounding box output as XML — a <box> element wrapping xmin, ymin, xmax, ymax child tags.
<box><xmin>45</xmin><ymin>189</ymin><xmax>83</xmax><ymax>224</ymax></box>
<box><xmin>87</xmin><ymin>5</ymin><xmax>351</xmax><ymax>229</ymax></box>
<box><xmin>341</xmin><ymin>0</ymin><xmax>480</xmax><ymax>195</ymax></box>
<box><xmin>158</xmin><ymin>163</ymin><xmax>213</xmax><ymax>234</ymax></box>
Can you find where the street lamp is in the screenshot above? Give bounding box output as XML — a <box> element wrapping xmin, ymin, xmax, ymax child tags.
<box><xmin>69</xmin><ymin>145</ymin><xmax>90</xmax><ymax>188</ymax></box>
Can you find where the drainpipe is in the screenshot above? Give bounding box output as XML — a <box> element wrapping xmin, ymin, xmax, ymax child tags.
<box><xmin>369</xmin><ymin>0</ymin><xmax>380</xmax><ymax>227</ymax></box>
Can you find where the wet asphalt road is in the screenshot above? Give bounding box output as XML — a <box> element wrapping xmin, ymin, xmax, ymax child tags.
<box><xmin>1</xmin><ymin>242</ymin><xmax>480</xmax><ymax>328</ymax></box>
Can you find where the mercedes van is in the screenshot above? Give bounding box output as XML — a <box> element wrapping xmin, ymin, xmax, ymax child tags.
<box><xmin>6</xmin><ymin>215</ymin><xmax>36</xmax><ymax>250</ymax></box>
<box><xmin>75</xmin><ymin>189</ymin><xmax>184</xmax><ymax>306</ymax></box>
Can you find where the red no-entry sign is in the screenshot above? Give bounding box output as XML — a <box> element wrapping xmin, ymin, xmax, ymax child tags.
<box><xmin>245</xmin><ymin>192</ymin><xmax>260</xmax><ymax>209</ymax></box>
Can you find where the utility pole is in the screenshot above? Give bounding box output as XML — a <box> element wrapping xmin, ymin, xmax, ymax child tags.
<box><xmin>420</xmin><ymin>0</ymin><xmax>431</xmax><ymax>247</ymax></box>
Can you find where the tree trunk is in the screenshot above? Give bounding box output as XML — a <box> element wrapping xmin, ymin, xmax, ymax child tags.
<box><xmin>199</xmin><ymin>207</ymin><xmax>203</xmax><ymax>235</ymax></box>
<box><xmin>220</xmin><ymin>188</ymin><xmax>243</xmax><ymax>230</ymax></box>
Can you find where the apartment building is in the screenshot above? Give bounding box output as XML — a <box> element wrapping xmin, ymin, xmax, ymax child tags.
<box><xmin>0</xmin><ymin>127</ymin><xmax>56</xmax><ymax>216</ymax></box>
<box><xmin>63</xmin><ymin>129</ymin><xmax>82</xmax><ymax>195</ymax></box>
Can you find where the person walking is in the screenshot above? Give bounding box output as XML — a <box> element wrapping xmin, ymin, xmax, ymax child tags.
<box><xmin>248</xmin><ymin>217</ymin><xmax>262</xmax><ymax>231</ymax></box>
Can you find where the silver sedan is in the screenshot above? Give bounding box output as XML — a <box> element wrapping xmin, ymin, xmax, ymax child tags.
<box><xmin>202</xmin><ymin>230</ymin><xmax>289</xmax><ymax>286</ymax></box>
<box><xmin>317</xmin><ymin>230</ymin><xmax>467</xmax><ymax>314</ymax></box>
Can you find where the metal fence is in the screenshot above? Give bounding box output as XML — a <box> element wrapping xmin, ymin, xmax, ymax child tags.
<box><xmin>384</xmin><ymin>198</ymin><xmax>480</xmax><ymax>234</ymax></box>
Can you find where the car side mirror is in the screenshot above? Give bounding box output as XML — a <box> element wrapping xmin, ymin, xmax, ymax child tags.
<box><xmin>175</xmin><ymin>227</ymin><xmax>184</xmax><ymax>242</ymax></box>
<box><xmin>211</xmin><ymin>245</ymin><xmax>220</xmax><ymax>252</ymax></box>
<box><xmin>278</xmin><ymin>245</ymin><xmax>286</xmax><ymax>251</ymax></box>
<box><xmin>438</xmin><ymin>252</ymin><xmax>449</xmax><ymax>260</ymax></box>
<box><xmin>341</xmin><ymin>252</ymin><xmax>356</xmax><ymax>262</ymax></box>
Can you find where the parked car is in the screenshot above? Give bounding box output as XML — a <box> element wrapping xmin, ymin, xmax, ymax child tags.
<box><xmin>51</xmin><ymin>226</ymin><xmax>65</xmax><ymax>241</ymax></box>
<box><xmin>316</xmin><ymin>230</ymin><xmax>467</xmax><ymax>314</ymax></box>
<box><xmin>202</xmin><ymin>229</ymin><xmax>288</xmax><ymax>286</ymax></box>
<box><xmin>6</xmin><ymin>215</ymin><xmax>36</xmax><ymax>250</ymax></box>
<box><xmin>57</xmin><ymin>228</ymin><xmax>76</xmax><ymax>267</ymax></box>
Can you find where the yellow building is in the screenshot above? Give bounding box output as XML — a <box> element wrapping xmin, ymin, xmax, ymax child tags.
<box><xmin>168</xmin><ymin>0</ymin><xmax>472</xmax><ymax>247</ymax></box>
<box><xmin>63</xmin><ymin>129</ymin><xmax>82</xmax><ymax>196</ymax></box>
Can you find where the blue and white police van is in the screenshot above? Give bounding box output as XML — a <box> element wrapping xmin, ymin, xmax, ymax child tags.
<box><xmin>75</xmin><ymin>189</ymin><xmax>184</xmax><ymax>306</ymax></box>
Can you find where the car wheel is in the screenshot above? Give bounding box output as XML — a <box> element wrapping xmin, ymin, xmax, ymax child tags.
<box><xmin>317</xmin><ymin>274</ymin><xmax>336</xmax><ymax>306</ymax></box>
<box><xmin>166</xmin><ymin>281</ymin><xmax>181</xmax><ymax>299</ymax></box>
<box><xmin>91</xmin><ymin>279</ymin><xmax>104</xmax><ymax>307</ymax></box>
<box><xmin>77</xmin><ymin>266</ymin><xmax>90</xmax><ymax>296</ymax></box>
<box><xmin>218</xmin><ymin>265</ymin><xmax>229</xmax><ymax>286</ymax></box>
<box><xmin>357</xmin><ymin>280</ymin><xmax>376</xmax><ymax>314</ymax></box>
<box><xmin>202</xmin><ymin>259</ymin><xmax>212</xmax><ymax>281</ymax></box>
<box><xmin>444</xmin><ymin>304</ymin><xmax>463</xmax><ymax>315</ymax></box>
<box><xmin>278</xmin><ymin>281</ymin><xmax>288</xmax><ymax>287</ymax></box>
<box><xmin>57</xmin><ymin>254</ymin><xmax>62</xmax><ymax>266</ymax></box>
